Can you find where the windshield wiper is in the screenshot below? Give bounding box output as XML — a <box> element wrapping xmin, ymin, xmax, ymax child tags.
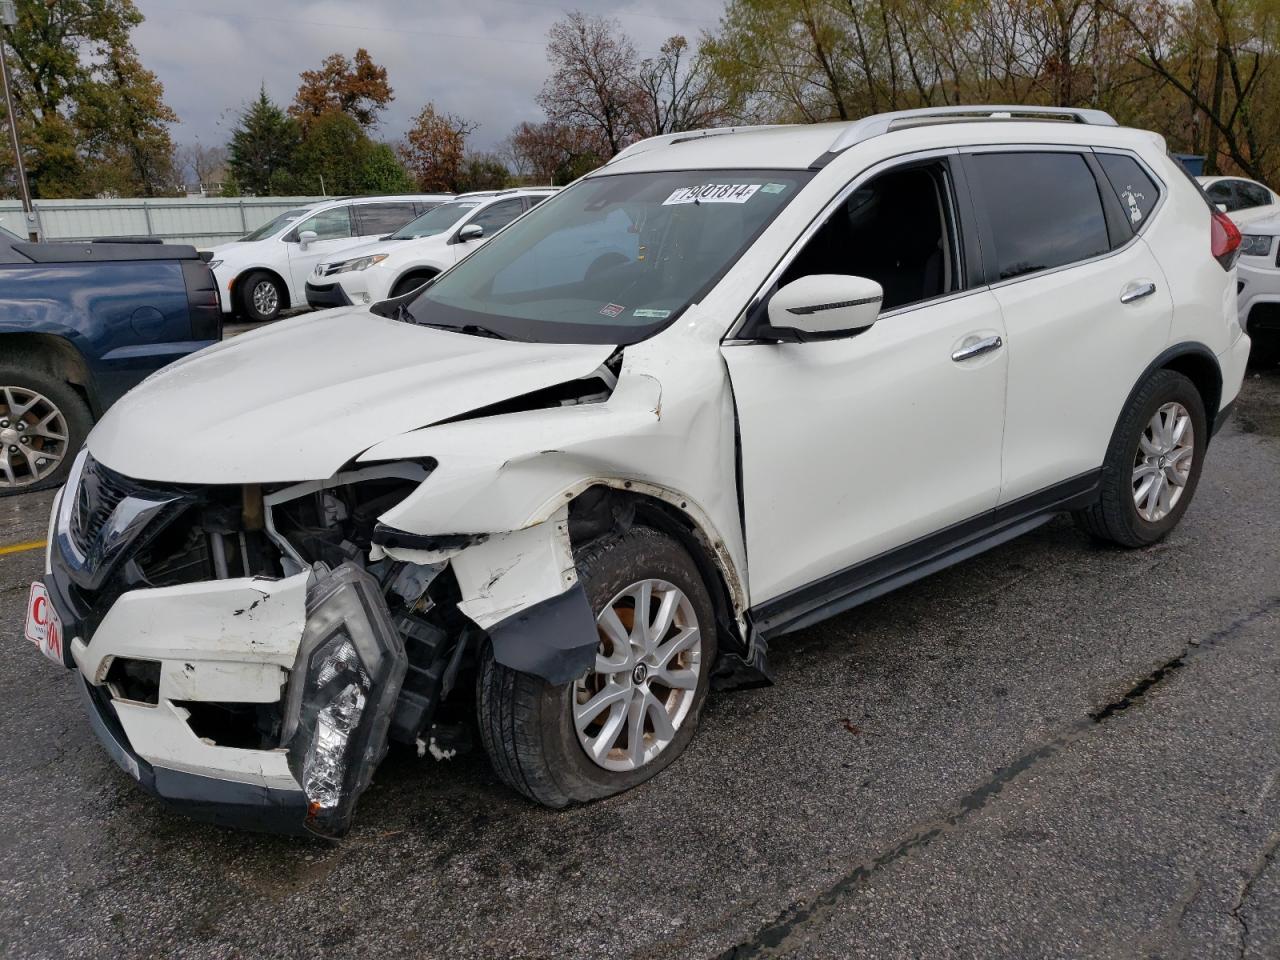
<box><xmin>417</xmin><ymin>320</ymin><xmax>512</xmax><ymax>340</ymax></box>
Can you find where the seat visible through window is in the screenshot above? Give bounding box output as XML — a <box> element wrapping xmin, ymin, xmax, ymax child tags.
<box><xmin>780</xmin><ymin>164</ymin><xmax>957</xmax><ymax>311</ymax></box>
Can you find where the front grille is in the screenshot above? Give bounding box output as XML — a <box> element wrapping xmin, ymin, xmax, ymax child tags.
<box><xmin>70</xmin><ymin>455</ymin><xmax>133</xmax><ymax>556</ymax></box>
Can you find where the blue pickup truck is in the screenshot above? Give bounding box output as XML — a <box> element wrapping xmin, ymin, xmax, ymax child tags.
<box><xmin>0</xmin><ymin>233</ymin><xmax>221</xmax><ymax>495</ymax></box>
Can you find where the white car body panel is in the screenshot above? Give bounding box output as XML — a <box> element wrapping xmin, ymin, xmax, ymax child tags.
<box><xmin>41</xmin><ymin>111</ymin><xmax>1251</xmax><ymax>830</ymax></box>
<box><xmin>86</xmin><ymin>308</ymin><xmax>614</xmax><ymax>483</ymax></box>
<box><xmin>70</xmin><ymin>571</ymin><xmax>309</xmax><ymax>789</ymax></box>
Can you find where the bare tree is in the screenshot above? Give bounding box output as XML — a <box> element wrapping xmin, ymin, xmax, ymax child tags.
<box><xmin>631</xmin><ymin>36</ymin><xmax>732</xmax><ymax>136</ymax></box>
<box><xmin>537</xmin><ymin>12</ymin><xmax>641</xmax><ymax>156</ymax></box>
<box><xmin>176</xmin><ymin>141</ymin><xmax>228</xmax><ymax>193</ymax></box>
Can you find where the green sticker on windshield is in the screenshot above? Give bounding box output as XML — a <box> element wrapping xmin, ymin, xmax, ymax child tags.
<box><xmin>633</xmin><ymin>308</ymin><xmax>670</xmax><ymax>318</ymax></box>
<box><xmin>760</xmin><ymin>182</ymin><xmax>787</xmax><ymax>194</ymax></box>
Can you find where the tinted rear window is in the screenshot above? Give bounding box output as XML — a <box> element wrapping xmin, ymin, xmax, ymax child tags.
<box><xmin>1097</xmin><ymin>153</ymin><xmax>1161</xmax><ymax>229</ymax></box>
<box><xmin>969</xmin><ymin>152</ymin><xmax>1110</xmax><ymax>280</ymax></box>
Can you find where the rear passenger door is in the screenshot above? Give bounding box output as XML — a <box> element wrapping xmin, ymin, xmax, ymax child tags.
<box><xmin>961</xmin><ymin>149</ymin><xmax>1173</xmax><ymax>504</ymax></box>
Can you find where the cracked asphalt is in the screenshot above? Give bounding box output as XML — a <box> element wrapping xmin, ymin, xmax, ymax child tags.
<box><xmin>1</xmin><ymin>367</ymin><xmax>1278</xmax><ymax>960</ymax></box>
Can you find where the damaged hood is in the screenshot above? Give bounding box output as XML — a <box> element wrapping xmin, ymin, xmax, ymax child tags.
<box><xmin>88</xmin><ymin>308</ymin><xmax>614</xmax><ymax>484</ymax></box>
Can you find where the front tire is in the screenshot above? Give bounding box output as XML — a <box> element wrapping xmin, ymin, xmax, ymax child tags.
<box><xmin>238</xmin><ymin>271</ymin><xmax>284</xmax><ymax>322</ymax></box>
<box><xmin>477</xmin><ymin>526</ymin><xmax>717</xmax><ymax>807</ymax></box>
<box><xmin>1074</xmin><ymin>369</ymin><xmax>1208</xmax><ymax>547</ymax></box>
<box><xmin>0</xmin><ymin>366</ymin><xmax>92</xmax><ymax>496</ymax></box>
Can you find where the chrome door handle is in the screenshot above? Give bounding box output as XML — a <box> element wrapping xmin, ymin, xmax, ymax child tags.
<box><xmin>951</xmin><ymin>335</ymin><xmax>1003</xmax><ymax>362</ymax></box>
<box><xmin>1120</xmin><ymin>280</ymin><xmax>1157</xmax><ymax>304</ymax></box>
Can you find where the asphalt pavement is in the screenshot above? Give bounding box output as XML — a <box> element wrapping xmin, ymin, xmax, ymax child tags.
<box><xmin>1</xmin><ymin>367</ymin><xmax>1278</xmax><ymax>960</ymax></box>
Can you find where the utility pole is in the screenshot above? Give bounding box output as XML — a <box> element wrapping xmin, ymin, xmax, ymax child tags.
<box><xmin>0</xmin><ymin>0</ymin><xmax>37</xmax><ymax>241</ymax></box>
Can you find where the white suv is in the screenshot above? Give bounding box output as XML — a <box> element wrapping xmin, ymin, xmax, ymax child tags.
<box><xmin>28</xmin><ymin>106</ymin><xmax>1250</xmax><ymax>837</ymax></box>
<box><xmin>208</xmin><ymin>194</ymin><xmax>452</xmax><ymax>321</ymax></box>
<box><xmin>304</xmin><ymin>189</ymin><xmax>556</xmax><ymax>309</ymax></box>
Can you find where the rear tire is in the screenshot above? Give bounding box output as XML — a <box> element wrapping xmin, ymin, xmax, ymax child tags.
<box><xmin>477</xmin><ymin>526</ymin><xmax>717</xmax><ymax>807</ymax></box>
<box><xmin>1073</xmin><ymin>369</ymin><xmax>1207</xmax><ymax>547</ymax></box>
<box><xmin>1248</xmin><ymin>333</ymin><xmax>1280</xmax><ymax>368</ymax></box>
<box><xmin>238</xmin><ymin>271</ymin><xmax>284</xmax><ymax>322</ymax></box>
<box><xmin>0</xmin><ymin>365</ymin><xmax>92</xmax><ymax>496</ymax></box>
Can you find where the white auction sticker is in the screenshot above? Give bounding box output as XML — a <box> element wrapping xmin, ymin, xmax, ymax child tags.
<box><xmin>664</xmin><ymin>184</ymin><xmax>761</xmax><ymax>205</ymax></box>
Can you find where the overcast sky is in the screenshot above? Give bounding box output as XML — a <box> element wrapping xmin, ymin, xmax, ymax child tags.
<box><xmin>132</xmin><ymin>0</ymin><xmax>726</xmax><ymax>153</ymax></box>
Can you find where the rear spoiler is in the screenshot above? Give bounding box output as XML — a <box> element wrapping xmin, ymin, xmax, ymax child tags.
<box><xmin>13</xmin><ymin>241</ymin><xmax>203</xmax><ymax>263</ymax></box>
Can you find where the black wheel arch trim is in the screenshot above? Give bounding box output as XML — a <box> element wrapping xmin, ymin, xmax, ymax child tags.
<box><xmin>233</xmin><ymin>267</ymin><xmax>291</xmax><ymax>311</ymax></box>
<box><xmin>1126</xmin><ymin>341</ymin><xmax>1225</xmax><ymax>440</ymax></box>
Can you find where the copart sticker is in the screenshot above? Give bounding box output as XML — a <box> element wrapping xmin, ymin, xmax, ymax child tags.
<box><xmin>633</xmin><ymin>308</ymin><xmax>670</xmax><ymax>318</ymax></box>
<box><xmin>664</xmin><ymin>183</ymin><xmax>761</xmax><ymax>205</ymax></box>
<box><xmin>599</xmin><ymin>303</ymin><xmax>625</xmax><ymax>317</ymax></box>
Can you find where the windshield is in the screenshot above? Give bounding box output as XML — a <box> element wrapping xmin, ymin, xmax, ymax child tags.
<box><xmin>390</xmin><ymin>200</ymin><xmax>484</xmax><ymax>239</ymax></box>
<box><xmin>241</xmin><ymin>208</ymin><xmax>311</xmax><ymax>241</ymax></box>
<box><xmin>405</xmin><ymin>170</ymin><xmax>812</xmax><ymax>344</ymax></box>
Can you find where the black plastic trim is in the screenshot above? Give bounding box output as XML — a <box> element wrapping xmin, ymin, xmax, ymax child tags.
<box><xmin>486</xmin><ymin>581</ymin><xmax>599</xmax><ymax>685</ymax></box>
<box><xmin>304</xmin><ymin>280</ymin><xmax>353</xmax><ymax>310</ymax></box>
<box><xmin>1214</xmin><ymin>397</ymin><xmax>1236</xmax><ymax>436</ymax></box>
<box><xmin>750</xmin><ymin>470</ymin><xmax>1101</xmax><ymax>638</ymax></box>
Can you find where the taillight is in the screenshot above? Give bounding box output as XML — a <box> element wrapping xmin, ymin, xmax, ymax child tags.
<box><xmin>1211</xmin><ymin>209</ymin><xmax>1242</xmax><ymax>270</ymax></box>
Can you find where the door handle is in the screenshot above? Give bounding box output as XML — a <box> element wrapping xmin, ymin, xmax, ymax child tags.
<box><xmin>1120</xmin><ymin>280</ymin><xmax>1157</xmax><ymax>304</ymax></box>
<box><xmin>951</xmin><ymin>335</ymin><xmax>1003</xmax><ymax>362</ymax></box>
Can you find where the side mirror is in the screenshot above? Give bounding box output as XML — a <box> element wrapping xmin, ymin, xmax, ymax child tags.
<box><xmin>298</xmin><ymin>229</ymin><xmax>318</xmax><ymax>249</ymax></box>
<box><xmin>766</xmin><ymin>274</ymin><xmax>884</xmax><ymax>340</ymax></box>
<box><xmin>456</xmin><ymin>223</ymin><xmax>484</xmax><ymax>243</ymax></box>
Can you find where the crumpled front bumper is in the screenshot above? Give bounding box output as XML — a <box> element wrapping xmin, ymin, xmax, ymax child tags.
<box><xmin>79</xmin><ymin>676</ymin><xmax>311</xmax><ymax>836</ymax></box>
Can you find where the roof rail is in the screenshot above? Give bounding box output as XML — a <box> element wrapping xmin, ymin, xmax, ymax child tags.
<box><xmin>824</xmin><ymin>105</ymin><xmax>1118</xmax><ymax>157</ymax></box>
<box><xmin>608</xmin><ymin>125</ymin><xmax>783</xmax><ymax>165</ymax></box>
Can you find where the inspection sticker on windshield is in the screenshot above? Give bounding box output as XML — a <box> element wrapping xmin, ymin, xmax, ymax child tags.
<box><xmin>664</xmin><ymin>183</ymin><xmax>760</xmax><ymax>205</ymax></box>
<box><xmin>633</xmin><ymin>308</ymin><xmax>670</xmax><ymax>318</ymax></box>
<box><xmin>599</xmin><ymin>303</ymin><xmax>626</xmax><ymax>317</ymax></box>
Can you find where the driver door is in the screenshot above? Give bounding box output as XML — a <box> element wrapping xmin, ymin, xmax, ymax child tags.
<box><xmin>722</xmin><ymin>154</ymin><xmax>1008</xmax><ymax>610</ymax></box>
<box><xmin>285</xmin><ymin>206</ymin><xmax>358</xmax><ymax>300</ymax></box>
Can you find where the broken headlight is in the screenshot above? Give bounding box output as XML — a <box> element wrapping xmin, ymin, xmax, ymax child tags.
<box><xmin>283</xmin><ymin>562</ymin><xmax>407</xmax><ymax>837</ymax></box>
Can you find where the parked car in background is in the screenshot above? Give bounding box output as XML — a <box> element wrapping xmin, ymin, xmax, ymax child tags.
<box><xmin>304</xmin><ymin>189</ymin><xmax>555</xmax><ymax>309</ymax></box>
<box><xmin>208</xmin><ymin>195</ymin><xmax>453</xmax><ymax>322</ymax></box>
<box><xmin>27</xmin><ymin>106</ymin><xmax>1249</xmax><ymax>837</ymax></box>
<box><xmin>1216</xmin><ymin>198</ymin><xmax>1280</xmax><ymax>365</ymax></box>
<box><xmin>1197</xmin><ymin>175</ymin><xmax>1279</xmax><ymax>214</ymax></box>
<box><xmin>0</xmin><ymin>236</ymin><xmax>220</xmax><ymax>494</ymax></box>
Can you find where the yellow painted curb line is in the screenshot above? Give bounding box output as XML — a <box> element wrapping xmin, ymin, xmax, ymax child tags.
<box><xmin>0</xmin><ymin>540</ymin><xmax>46</xmax><ymax>557</ymax></box>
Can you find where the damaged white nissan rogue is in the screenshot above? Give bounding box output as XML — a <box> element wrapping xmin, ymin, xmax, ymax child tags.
<box><xmin>26</xmin><ymin>106</ymin><xmax>1250</xmax><ymax>836</ymax></box>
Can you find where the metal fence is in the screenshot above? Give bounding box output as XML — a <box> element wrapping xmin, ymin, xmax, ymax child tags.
<box><xmin>0</xmin><ymin>196</ymin><xmax>328</xmax><ymax>248</ymax></box>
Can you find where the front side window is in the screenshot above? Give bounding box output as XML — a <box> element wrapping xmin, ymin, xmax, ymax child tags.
<box><xmin>1097</xmin><ymin>153</ymin><xmax>1161</xmax><ymax>230</ymax></box>
<box><xmin>390</xmin><ymin>201</ymin><xmax>482</xmax><ymax>240</ymax></box>
<box><xmin>968</xmin><ymin>152</ymin><xmax>1110</xmax><ymax>281</ymax></box>
<box><xmin>354</xmin><ymin>202</ymin><xmax>418</xmax><ymax>236</ymax></box>
<box><xmin>293</xmin><ymin>207</ymin><xmax>353</xmax><ymax>241</ymax></box>
<box><xmin>466</xmin><ymin>198</ymin><xmax>526</xmax><ymax>236</ymax></box>
<box><xmin>403</xmin><ymin>169</ymin><xmax>812</xmax><ymax>344</ymax></box>
<box><xmin>241</xmin><ymin>208</ymin><xmax>310</xmax><ymax>241</ymax></box>
<box><xmin>778</xmin><ymin>160</ymin><xmax>962</xmax><ymax>312</ymax></box>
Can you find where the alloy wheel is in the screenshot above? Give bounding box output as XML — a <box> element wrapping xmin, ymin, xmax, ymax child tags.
<box><xmin>252</xmin><ymin>279</ymin><xmax>279</xmax><ymax>317</ymax></box>
<box><xmin>0</xmin><ymin>386</ymin><xmax>69</xmax><ymax>489</ymax></box>
<box><xmin>572</xmin><ymin>578</ymin><xmax>702</xmax><ymax>772</ymax></box>
<box><xmin>1132</xmin><ymin>401</ymin><xmax>1195</xmax><ymax>522</ymax></box>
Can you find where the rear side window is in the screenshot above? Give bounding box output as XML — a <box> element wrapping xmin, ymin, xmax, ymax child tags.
<box><xmin>968</xmin><ymin>152</ymin><xmax>1110</xmax><ymax>281</ymax></box>
<box><xmin>1096</xmin><ymin>154</ymin><xmax>1161</xmax><ymax>230</ymax></box>
<box><xmin>1204</xmin><ymin>181</ymin><xmax>1237</xmax><ymax>210</ymax></box>
<box><xmin>354</xmin><ymin>202</ymin><xmax>418</xmax><ymax>236</ymax></box>
<box><xmin>1235</xmin><ymin>180</ymin><xmax>1272</xmax><ymax>210</ymax></box>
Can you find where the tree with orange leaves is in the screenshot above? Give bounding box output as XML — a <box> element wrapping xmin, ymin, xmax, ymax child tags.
<box><xmin>290</xmin><ymin>48</ymin><xmax>394</xmax><ymax>130</ymax></box>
